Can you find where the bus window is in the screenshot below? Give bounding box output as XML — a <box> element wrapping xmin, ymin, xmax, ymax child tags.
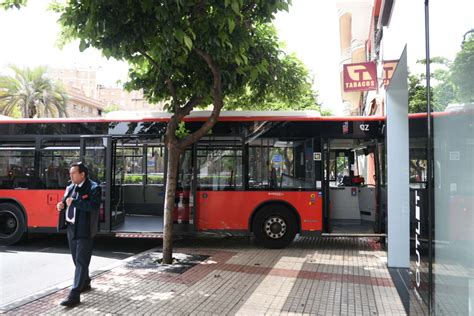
<box><xmin>40</xmin><ymin>140</ymin><xmax>80</xmax><ymax>189</ymax></box>
<box><xmin>116</xmin><ymin>145</ymin><xmax>144</xmax><ymax>184</ymax></box>
<box><xmin>197</xmin><ymin>140</ymin><xmax>243</xmax><ymax>191</ymax></box>
<box><xmin>146</xmin><ymin>145</ymin><xmax>165</xmax><ymax>184</ymax></box>
<box><xmin>329</xmin><ymin>151</ymin><xmax>350</xmax><ymax>187</ymax></box>
<box><xmin>0</xmin><ymin>142</ymin><xmax>37</xmax><ymax>189</ymax></box>
<box><xmin>249</xmin><ymin>138</ymin><xmax>315</xmax><ymax>190</ymax></box>
<box><xmin>83</xmin><ymin>138</ymin><xmax>107</xmax><ymax>184</ymax></box>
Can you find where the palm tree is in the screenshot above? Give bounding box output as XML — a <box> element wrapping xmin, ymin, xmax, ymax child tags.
<box><xmin>0</xmin><ymin>65</ymin><xmax>68</xmax><ymax>118</ymax></box>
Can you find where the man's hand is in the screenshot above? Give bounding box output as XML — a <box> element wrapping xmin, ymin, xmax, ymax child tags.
<box><xmin>56</xmin><ymin>202</ymin><xmax>64</xmax><ymax>212</ymax></box>
<box><xmin>65</xmin><ymin>197</ymin><xmax>74</xmax><ymax>207</ymax></box>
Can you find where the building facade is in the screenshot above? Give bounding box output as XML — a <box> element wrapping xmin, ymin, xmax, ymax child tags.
<box><xmin>337</xmin><ymin>0</ymin><xmax>379</xmax><ymax>115</ymax></box>
<box><xmin>50</xmin><ymin>67</ymin><xmax>164</xmax><ymax>113</ymax></box>
<box><xmin>64</xmin><ymin>86</ymin><xmax>104</xmax><ymax>118</ymax></box>
<box><xmin>49</xmin><ymin>67</ymin><xmax>98</xmax><ymax>99</ymax></box>
<box><xmin>96</xmin><ymin>86</ymin><xmax>164</xmax><ymax>112</ymax></box>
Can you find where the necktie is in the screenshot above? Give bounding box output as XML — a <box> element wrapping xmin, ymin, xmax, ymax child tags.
<box><xmin>67</xmin><ymin>186</ymin><xmax>77</xmax><ymax>220</ymax></box>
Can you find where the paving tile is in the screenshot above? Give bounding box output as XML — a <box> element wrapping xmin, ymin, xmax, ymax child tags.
<box><xmin>5</xmin><ymin>237</ymin><xmax>407</xmax><ymax>315</ymax></box>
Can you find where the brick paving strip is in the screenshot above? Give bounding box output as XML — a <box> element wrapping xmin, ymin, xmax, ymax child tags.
<box><xmin>3</xmin><ymin>237</ymin><xmax>407</xmax><ymax>315</ymax></box>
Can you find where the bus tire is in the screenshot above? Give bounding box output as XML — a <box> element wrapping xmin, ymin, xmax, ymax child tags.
<box><xmin>252</xmin><ymin>205</ymin><xmax>297</xmax><ymax>249</ymax></box>
<box><xmin>0</xmin><ymin>203</ymin><xmax>26</xmax><ymax>246</ymax></box>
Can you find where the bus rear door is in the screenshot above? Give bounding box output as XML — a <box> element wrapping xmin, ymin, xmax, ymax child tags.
<box><xmin>80</xmin><ymin>136</ymin><xmax>112</xmax><ymax>233</ymax></box>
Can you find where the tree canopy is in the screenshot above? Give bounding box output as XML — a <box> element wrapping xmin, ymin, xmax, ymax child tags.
<box><xmin>408</xmin><ymin>34</ymin><xmax>474</xmax><ymax>113</ymax></box>
<box><xmin>52</xmin><ymin>1</ymin><xmax>318</xmax><ymax>114</ymax></box>
<box><xmin>451</xmin><ymin>33</ymin><xmax>474</xmax><ymax>103</ymax></box>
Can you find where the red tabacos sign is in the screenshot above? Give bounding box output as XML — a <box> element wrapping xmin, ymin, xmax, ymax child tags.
<box><xmin>343</xmin><ymin>62</ymin><xmax>377</xmax><ymax>92</ymax></box>
<box><xmin>383</xmin><ymin>60</ymin><xmax>399</xmax><ymax>87</ymax></box>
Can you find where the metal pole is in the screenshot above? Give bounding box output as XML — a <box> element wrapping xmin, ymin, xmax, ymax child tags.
<box><xmin>424</xmin><ymin>0</ymin><xmax>433</xmax><ymax>313</ymax></box>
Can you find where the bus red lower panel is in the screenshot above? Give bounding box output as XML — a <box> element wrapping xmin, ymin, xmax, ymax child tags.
<box><xmin>195</xmin><ymin>191</ymin><xmax>323</xmax><ymax>232</ymax></box>
<box><xmin>1</xmin><ymin>190</ymin><xmax>62</xmax><ymax>228</ymax></box>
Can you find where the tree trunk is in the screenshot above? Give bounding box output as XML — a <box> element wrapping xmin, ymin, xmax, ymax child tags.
<box><xmin>28</xmin><ymin>102</ymin><xmax>37</xmax><ymax>118</ymax></box>
<box><xmin>162</xmin><ymin>145</ymin><xmax>181</xmax><ymax>264</ymax></box>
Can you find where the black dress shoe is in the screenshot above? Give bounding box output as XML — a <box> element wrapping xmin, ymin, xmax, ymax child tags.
<box><xmin>81</xmin><ymin>284</ymin><xmax>92</xmax><ymax>293</ymax></box>
<box><xmin>60</xmin><ymin>296</ymin><xmax>80</xmax><ymax>307</ymax></box>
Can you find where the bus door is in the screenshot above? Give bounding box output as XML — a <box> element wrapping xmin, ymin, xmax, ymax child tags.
<box><xmin>111</xmin><ymin>137</ymin><xmax>165</xmax><ymax>233</ymax></box>
<box><xmin>80</xmin><ymin>136</ymin><xmax>112</xmax><ymax>232</ymax></box>
<box><xmin>324</xmin><ymin>138</ymin><xmax>379</xmax><ymax>235</ymax></box>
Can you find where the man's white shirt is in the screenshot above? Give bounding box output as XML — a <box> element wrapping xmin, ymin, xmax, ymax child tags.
<box><xmin>65</xmin><ymin>180</ymin><xmax>85</xmax><ymax>224</ymax></box>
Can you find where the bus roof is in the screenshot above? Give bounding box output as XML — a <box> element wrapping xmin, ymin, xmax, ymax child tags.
<box><xmin>0</xmin><ymin>110</ymin><xmax>387</xmax><ymax>124</ymax></box>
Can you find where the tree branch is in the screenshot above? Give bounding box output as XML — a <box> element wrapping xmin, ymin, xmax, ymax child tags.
<box><xmin>165</xmin><ymin>79</ymin><xmax>179</xmax><ymax>113</ymax></box>
<box><xmin>137</xmin><ymin>50</ymin><xmax>181</xmax><ymax>112</ymax></box>
<box><xmin>180</xmin><ymin>99</ymin><xmax>222</xmax><ymax>149</ymax></box>
<box><xmin>181</xmin><ymin>48</ymin><xmax>224</xmax><ymax>148</ymax></box>
<box><xmin>138</xmin><ymin>49</ymin><xmax>160</xmax><ymax>70</ymax></box>
<box><xmin>177</xmin><ymin>95</ymin><xmax>201</xmax><ymax>118</ymax></box>
<box><xmin>193</xmin><ymin>47</ymin><xmax>223</xmax><ymax>105</ymax></box>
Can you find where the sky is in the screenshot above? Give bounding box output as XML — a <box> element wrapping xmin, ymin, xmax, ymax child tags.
<box><xmin>0</xmin><ymin>1</ymin><xmax>343</xmax><ymax>114</ymax></box>
<box><xmin>0</xmin><ymin>1</ymin><xmax>472</xmax><ymax>115</ymax></box>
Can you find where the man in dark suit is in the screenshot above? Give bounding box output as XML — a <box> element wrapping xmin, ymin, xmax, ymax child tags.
<box><xmin>56</xmin><ymin>162</ymin><xmax>101</xmax><ymax>308</ymax></box>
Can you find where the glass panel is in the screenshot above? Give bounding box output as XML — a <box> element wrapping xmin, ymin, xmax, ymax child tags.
<box><xmin>248</xmin><ymin>138</ymin><xmax>315</xmax><ymax>190</ymax></box>
<box><xmin>329</xmin><ymin>151</ymin><xmax>336</xmax><ymax>182</ymax></box>
<box><xmin>40</xmin><ymin>140</ymin><xmax>81</xmax><ymax>189</ymax></box>
<box><xmin>115</xmin><ymin>144</ymin><xmax>143</xmax><ymax>184</ymax></box>
<box><xmin>197</xmin><ymin>142</ymin><xmax>242</xmax><ymax>191</ymax></box>
<box><xmin>0</xmin><ymin>142</ymin><xmax>37</xmax><ymax>189</ymax></box>
<box><xmin>83</xmin><ymin>138</ymin><xmax>107</xmax><ymax>184</ymax></box>
<box><xmin>431</xmin><ymin>1</ymin><xmax>474</xmax><ymax>314</ymax></box>
<box><xmin>146</xmin><ymin>146</ymin><xmax>165</xmax><ymax>184</ymax></box>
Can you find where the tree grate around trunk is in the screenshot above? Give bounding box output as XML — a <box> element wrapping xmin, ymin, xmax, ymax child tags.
<box><xmin>126</xmin><ymin>252</ymin><xmax>210</xmax><ymax>274</ymax></box>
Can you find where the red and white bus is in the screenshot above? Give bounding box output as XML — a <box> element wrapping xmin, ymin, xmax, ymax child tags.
<box><xmin>0</xmin><ymin>111</ymin><xmax>389</xmax><ymax>248</ymax></box>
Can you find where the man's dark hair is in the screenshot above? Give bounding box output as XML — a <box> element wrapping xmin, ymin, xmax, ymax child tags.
<box><xmin>71</xmin><ymin>162</ymin><xmax>88</xmax><ymax>177</ymax></box>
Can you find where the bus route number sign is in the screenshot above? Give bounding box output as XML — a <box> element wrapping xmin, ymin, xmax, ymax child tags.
<box><xmin>359</xmin><ymin>123</ymin><xmax>370</xmax><ymax>132</ymax></box>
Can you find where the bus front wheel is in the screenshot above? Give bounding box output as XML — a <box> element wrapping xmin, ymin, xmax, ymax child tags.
<box><xmin>0</xmin><ymin>203</ymin><xmax>26</xmax><ymax>246</ymax></box>
<box><xmin>252</xmin><ymin>205</ymin><xmax>297</xmax><ymax>249</ymax></box>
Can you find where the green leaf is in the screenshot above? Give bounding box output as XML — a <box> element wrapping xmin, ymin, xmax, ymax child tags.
<box><xmin>183</xmin><ymin>35</ymin><xmax>193</xmax><ymax>50</ymax></box>
<box><xmin>234</xmin><ymin>56</ymin><xmax>242</xmax><ymax>66</ymax></box>
<box><xmin>79</xmin><ymin>40</ymin><xmax>88</xmax><ymax>52</ymax></box>
<box><xmin>231</xmin><ymin>1</ymin><xmax>239</xmax><ymax>14</ymax></box>
<box><xmin>174</xmin><ymin>29</ymin><xmax>185</xmax><ymax>42</ymax></box>
<box><xmin>228</xmin><ymin>18</ymin><xmax>235</xmax><ymax>33</ymax></box>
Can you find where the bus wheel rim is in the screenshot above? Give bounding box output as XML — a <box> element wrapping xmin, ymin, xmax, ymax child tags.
<box><xmin>0</xmin><ymin>210</ymin><xmax>19</xmax><ymax>238</ymax></box>
<box><xmin>264</xmin><ymin>216</ymin><xmax>286</xmax><ymax>239</ymax></box>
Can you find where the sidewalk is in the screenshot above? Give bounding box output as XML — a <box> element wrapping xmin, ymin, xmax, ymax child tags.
<box><xmin>4</xmin><ymin>236</ymin><xmax>407</xmax><ymax>315</ymax></box>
